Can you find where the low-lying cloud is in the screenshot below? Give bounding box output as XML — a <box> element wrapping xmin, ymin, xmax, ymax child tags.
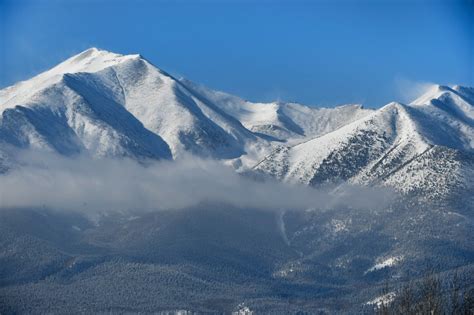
<box><xmin>0</xmin><ymin>150</ymin><xmax>395</xmax><ymax>213</ymax></box>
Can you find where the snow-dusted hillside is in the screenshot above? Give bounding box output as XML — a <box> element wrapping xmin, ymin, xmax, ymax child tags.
<box><xmin>0</xmin><ymin>48</ymin><xmax>371</xmax><ymax>168</ymax></box>
<box><xmin>180</xmin><ymin>79</ymin><xmax>372</xmax><ymax>143</ymax></box>
<box><xmin>255</xmin><ymin>85</ymin><xmax>474</xmax><ymax>199</ymax></box>
<box><xmin>0</xmin><ymin>48</ymin><xmax>366</xmax><ymax>166</ymax></box>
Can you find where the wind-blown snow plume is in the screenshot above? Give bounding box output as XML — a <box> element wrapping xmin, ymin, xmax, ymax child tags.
<box><xmin>0</xmin><ymin>150</ymin><xmax>395</xmax><ymax>213</ymax></box>
<box><xmin>394</xmin><ymin>77</ymin><xmax>437</xmax><ymax>103</ymax></box>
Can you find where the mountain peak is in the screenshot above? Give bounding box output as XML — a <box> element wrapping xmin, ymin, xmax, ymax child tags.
<box><xmin>0</xmin><ymin>48</ymin><xmax>145</xmax><ymax>110</ymax></box>
<box><xmin>409</xmin><ymin>84</ymin><xmax>442</xmax><ymax>105</ymax></box>
<box><xmin>70</xmin><ymin>47</ymin><xmax>142</xmax><ymax>61</ymax></box>
<box><xmin>68</xmin><ymin>47</ymin><xmax>110</xmax><ymax>61</ymax></box>
<box><xmin>58</xmin><ymin>47</ymin><xmax>141</xmax><ymax>73</ymax></box>
<box><xmin>409</xmin><ymin>84</ymin><xmax>474</xmax><ymax>107</ymax></box>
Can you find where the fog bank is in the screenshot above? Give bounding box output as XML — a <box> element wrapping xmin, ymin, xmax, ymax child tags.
<box><xmin>0</xmin><ymin>150</ymin><xmax>395</xmax><ymax>212</ymax></box>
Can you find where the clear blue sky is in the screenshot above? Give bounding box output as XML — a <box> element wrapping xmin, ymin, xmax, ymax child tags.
<box><xmin>1</xmin><ymin>0</ymin><xmax>472</xmax><ymax>107</ymax></box>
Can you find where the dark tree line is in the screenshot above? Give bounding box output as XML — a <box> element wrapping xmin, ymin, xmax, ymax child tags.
<box><xmin>376</xmin><ymin>269</ymin><xmax>474</xmax><ymax>315</ymax></box>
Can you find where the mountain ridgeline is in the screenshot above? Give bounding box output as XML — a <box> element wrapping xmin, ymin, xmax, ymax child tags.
<box><xmin>0</xmin><ymin>48</ymin><xmax>473</xmax><ymax>313</ymax></box>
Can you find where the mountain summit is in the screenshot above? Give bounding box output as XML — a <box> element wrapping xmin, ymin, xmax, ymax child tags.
<box><xmin>0</xmin><ymin>48</ymin><xmax>371</xmax><ymax>165</ymax></box>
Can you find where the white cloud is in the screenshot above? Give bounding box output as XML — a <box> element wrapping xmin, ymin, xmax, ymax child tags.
<box><xmin>0</xmin><ymin>150</ymin><xmax>396</xmax><ymax>213</ymax></box>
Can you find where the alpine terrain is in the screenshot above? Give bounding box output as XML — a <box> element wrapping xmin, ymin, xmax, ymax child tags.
<box><xmin>0</xmin><ymin>48</ymin><xmax>472</xmax><ymax>314</ymax></box>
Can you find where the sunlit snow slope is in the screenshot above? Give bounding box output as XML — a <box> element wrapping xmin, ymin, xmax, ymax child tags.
<box><xmin>0</xmin><ymin>48</ymin><xmax>371</xmax><ymax>166</ymax></box>
<box><xmin>1</xmin><ymin>47</ymin><xmax>472</xmax><ymax>193</ymax></box>
<box><xmin>255</xmin><ymin>85</ymin><xmax>474</xmax><ymax>199</ymax></box>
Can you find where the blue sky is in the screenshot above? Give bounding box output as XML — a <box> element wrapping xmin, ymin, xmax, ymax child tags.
<box><xmin>1</xmin><ymin>0</ymin><xmax>472</xmax><ymax>107</ymax></box>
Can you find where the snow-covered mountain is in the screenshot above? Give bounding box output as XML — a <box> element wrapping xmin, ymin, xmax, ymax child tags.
<box><xmin>1</xmin><ymin>47</ymin><xmax>472</xmax><ymax>198</ymax></box>
<box><xmin>0</xmin><ymin>48</ymin><xmax>370</xmax><ymax>168</ymax></box>
<box><xmin>180</xmin><ymin>78</ymin><xmax>371</xmax><ymax>143</ymax></box>
<box><xmin>1</xmin><ymin>48</ymin><xmax>473</xmax><ymax>314</ymax></box>
<box><xmin>255</xmin><ymin>85</ymin><xmax>474</xmax><ymax>200</ymax></box>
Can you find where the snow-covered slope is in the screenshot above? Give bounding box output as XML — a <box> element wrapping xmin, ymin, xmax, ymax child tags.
<box><xmin>180</xmin><ymin>78</ymin><xmax>372</xmax><ymax>143</ymax></box>
<box><xmin>1</xmin><ymin>48</ymin><xmax>472</xmax><ymax>195</ymax></box>
<box><xmin>0</xmin><ymin>48</ymin><xmax>371</xmax><ymax>166</ymax></box>
<box><xmin>0</xmin><ymin>48</ymin><xmax>258</xmax><ymax>161</ymax></box>
<box><xmin>255</xmin><ymin>85</ymin><xmax>474</xmax><ymax>198</ymax></box>
<box><xmin>0</xmin><ymin>48</ymin><xmax>139</xmax><ymax>111</ymax></box>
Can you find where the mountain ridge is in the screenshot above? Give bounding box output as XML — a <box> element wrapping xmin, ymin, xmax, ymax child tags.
<box><xmin>1</xmin><ymin>48</ymin><xmax>473</xmax><ymax>196</ymax></box>
<box><xmin>0</xmin><ymin>48</ymin><xmax>373</xmax><ymax>166</ymax></box>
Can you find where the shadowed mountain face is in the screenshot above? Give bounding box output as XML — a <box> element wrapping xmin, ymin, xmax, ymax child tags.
<box><xmin>0</xmin><ymin>49</ymin><xmax>473</xmax><ymax>313</ymax></box>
